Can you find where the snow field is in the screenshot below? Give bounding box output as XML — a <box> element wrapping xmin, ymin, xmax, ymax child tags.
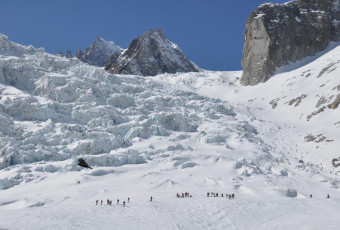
<box><xmin>1</xmin><ymin>158</ymin><xmax>340</xmax><ymax>230</ymax></box>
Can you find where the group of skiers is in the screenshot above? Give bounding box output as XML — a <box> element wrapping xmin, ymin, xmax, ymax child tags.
<box><xmin>94</xmin><ymin>192</ymin><xmax>331</xmax><ymax>207</ymax></box>
<box><xmin>96</xmin><ymin>197</ymin><xmax>130</xmax><ymax>207</ymax></box>
<box><xmin>176</xmin><ymin>192</ymin><xmax>192</xmax><ymax>198</ymax></box>
<box><xmin>96</xmin><ymin>196</ymin><xmax>155</xmax><ymax>206</ymax></box>
<box><xmin>175</xmin><ymin>192</ymin><xmax>236</xmax><ymax>199</ymax></box>
<box><xmin>207</xmin><ymin>192</ymin><xmax>235</xmax><ymax>199</ymax></box>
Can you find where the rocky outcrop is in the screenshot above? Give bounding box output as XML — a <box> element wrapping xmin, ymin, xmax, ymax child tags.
<box><xmin>56</xmin><ymin>50</ymin><xmax>72</xmax><ymax>58</ymax></box>
<box><xmin>76</xmin><ymin>37</ymin><xmax>122</xmax><ymax>67</ymax></box>
<box><xmin>106</xmin><ymin>29</ymin><xmax>199</xmax><ymax>76</ymax></box>
<box><xmin>241</xmin><ymin>0</ymin><xmax>340</xmax><ymax>85</ymax></box>
<box><xmin>65</xmin><ymin>50</ymin><xmax>72</xmax><ymax>58</ymax></box>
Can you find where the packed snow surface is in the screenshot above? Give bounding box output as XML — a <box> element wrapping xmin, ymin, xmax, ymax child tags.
<box><xmin>0</xmin><ymin>33</ymin><xmax>340</xmax><ymax>229</ymax></box>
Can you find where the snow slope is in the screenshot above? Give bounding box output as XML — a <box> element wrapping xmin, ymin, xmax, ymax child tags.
<box><xmin>0</xmin><ymin>33</ymin><xmax>340</xmax><ymax>229</ymax></box>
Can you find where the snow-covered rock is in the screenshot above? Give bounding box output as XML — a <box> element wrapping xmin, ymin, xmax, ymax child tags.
<box><xmin>76</xmin><ymin>37</ymin><xmax>123</xmax><ymax>67</ymax></box>
<box><xmin>106</xmin><ymin>29</ymin><xmax>199</xmax><ymax>76</ymax></box>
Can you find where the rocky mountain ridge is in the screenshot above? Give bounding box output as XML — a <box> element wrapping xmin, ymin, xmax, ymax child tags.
<box><xmin>74</xmin><ymin>29</ymin><xmax>199</xmax><ymax>76</ymax></box>
<box><xmin>241</xmin><ymin>0</ymin><xmax>340</xmax><ymax>86</ymax></box>
<box><xmin>106</xmin><ymin>29</ymin><xmax>199</xmax><ymax>76</ymax></box>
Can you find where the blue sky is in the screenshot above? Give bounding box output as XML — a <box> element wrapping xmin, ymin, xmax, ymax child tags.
<box><xmin>1</xmin><ymin>0</ymin><xmax>288</xmax><ymax>71</ymax></box>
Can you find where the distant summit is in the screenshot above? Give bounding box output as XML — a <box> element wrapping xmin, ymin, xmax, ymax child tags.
<box><xmin>241</xmin><ymin>0</ymin><xmax>340</xmax><ymax>86</ymax></box>
<box><xmin>76</xmin><ymin>37</ymin><xmax>122</xmax><ymax>67</ymax></box>
<box><xmin>106</xmin><ymin>29</ymin><xmax>199</xmax><ymax>76</ymax></box>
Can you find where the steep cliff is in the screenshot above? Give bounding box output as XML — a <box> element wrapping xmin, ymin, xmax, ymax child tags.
<box><xmin>241</xmin><ymin>0</ymin><xmax>340</xmax><ymax>85</ymax></box>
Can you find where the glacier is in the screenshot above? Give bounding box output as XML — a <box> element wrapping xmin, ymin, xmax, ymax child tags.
<box><xmin>0</xmin><ymin>33</ymin><xmax>340</xmax><ymax>229</ymax></box>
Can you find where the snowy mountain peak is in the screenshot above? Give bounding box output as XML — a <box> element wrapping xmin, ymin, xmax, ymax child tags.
<box><xmin>75</xmin><ymin>37</ymin><xmax>123</xmax><ymax>67</ymax></box>
<box><xmin>91</xmin><ymin>37</ymin><xmax>121</xmax><ymax>53</ymax></box>
<box><xmin>144</xmin><ymin>28</ymin><xmax>166</xmax><ymax>40</ymax></box>
<box><xmin>106</xmin><ymin>28</ymin><xmax>199</xmax><ymax>76</ymax></box>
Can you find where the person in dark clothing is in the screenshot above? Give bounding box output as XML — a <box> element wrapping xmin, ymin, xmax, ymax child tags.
<box><xmin>123</xmin><ymin>201</ymin><xmax>126</xmax><ymax>207</ymax></box>
<box><xmin>150</xmin><ymin>196</ymin><xmax>153</xmax><ymax>202</ymax></box>
<box><xmin>117</xmin><ymin>199</ymin><xmax>119</xmax><ymax>204</ymax></box>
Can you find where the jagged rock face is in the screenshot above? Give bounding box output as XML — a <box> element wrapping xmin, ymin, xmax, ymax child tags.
<box><xmin>241</xmin><ymin>0</ymin><xmax>340</xmax><ymax>86</ymax></box>
<box><xmin>65</xmin><ymin>50</ymin><xmax>72</xmax><ymax>58</ymax></box>
<box><xmin>106</xmin><ymin>29</ymin><xmax>199</xmax><ymax>76</ymax></box>
<box><xmin>76</xmin><ymin>37</ymin><xmax>122</xmax><ymax>67</ymax></box>
<box><xmin>104</xmin><ymin>51</ymin><xmax>121</xmax><ymax>71</ymax></box>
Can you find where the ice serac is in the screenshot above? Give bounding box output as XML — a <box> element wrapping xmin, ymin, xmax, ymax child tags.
<box><xmin>106</xmin><ymin>29</ymin><xmax>199</xmax><ymax>76</ymax></box>
<box><xmin>76</xmin><ymin>37</ymin><xmax>122</xmax><ymax>67</ymax></box>
<box><xmin>241</xmin><ymin>0</ymin><xmax>340</xmax><ymax>86</ymax></box>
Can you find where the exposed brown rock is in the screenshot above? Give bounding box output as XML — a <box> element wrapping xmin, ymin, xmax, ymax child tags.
<box><xmin>241</xmin><ymin>0</ymin><xmax>340</xmax><ymax>86</ymax></box>
<box><xmin>328</xmin><ymin>93</ymin><xmax>340</xmax><ymax>109</ymax></box>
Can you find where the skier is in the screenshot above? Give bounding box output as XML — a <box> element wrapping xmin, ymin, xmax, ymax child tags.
<box><xmin>310</xmin><ymin>194</ymin><xmax>312</xmax><ymax>198</ymax></box>
<box><xmin>150</xmin><ymin>196</ymin><xmax>153</xmax><ymax>202</ymax></box>
<box><xmin>327</xmin><ymin>194</ymin><xmax>330</xmax><ymax>198</ymax></box>
<box><xmin>96</xmin><ymin>200</ymin><xmax>98</xmax><ymax>205</ymax></box>
<box><xmin>101</xmin><ymin>200</ymin><xmax>103</xmax><ymax>205</ymax></box>
<box><xmin>128</xmin><ymin>197</ymin><xmax>130</xmax><ymax>203</ymax></box>
<box><xmin>123</xmin><ymin>201</ymin><xmax>126</xmax><ymax>207</ymax></box>
<box><xmin>207</xmin><ymin>192</ymin><xmax>210</xmax><ymax>197</ymax></box>
<box><xmin>117</xmin><ymin>199</ymin><xmax>119</xmax><ymax>204</ymax></box>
